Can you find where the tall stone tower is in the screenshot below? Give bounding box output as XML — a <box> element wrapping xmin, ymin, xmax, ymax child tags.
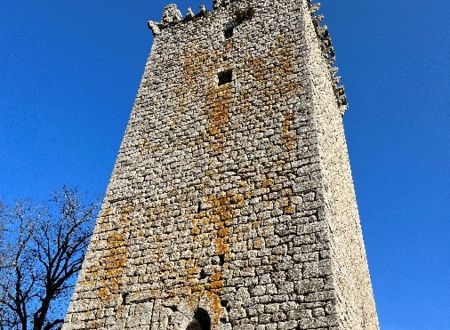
<box><xmin>63</xmin><ymin>0</ymin><xmax>378</xmax><ymax>329</ymax></box>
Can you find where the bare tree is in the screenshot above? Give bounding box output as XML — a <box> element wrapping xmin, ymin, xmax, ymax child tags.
<box><xmin>0</xmin><ymin>187</ymin><xmax>97</xmax><ymax>330</ymax></box>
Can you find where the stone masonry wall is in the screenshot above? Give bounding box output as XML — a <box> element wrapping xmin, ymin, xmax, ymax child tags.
<box><xmin>63</xmin><ymin>0</ymin><xmax>378</xmax><ymax>329</ymax></box>
<box><xmin>300</xmin><ymin>2</ymin><xmax>379</xmax><ymax>329</ymax></box>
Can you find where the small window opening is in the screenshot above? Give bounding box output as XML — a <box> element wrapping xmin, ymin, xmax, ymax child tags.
<box><xmin>199</xmin><ymin>269</ymin><xmax>207</xmax><ymax>280</ymax></box>
<box><xmin>121</xmin><ymin>292</ymin><xmax>128</xmax><ymax>305</ymax></box>
<box><xmin>218</xmin><ymin>70</ymin><xmax>232</xmax><ymax>86</ymax></box>
<box><xmin>219</xmin><ymin>254</ymin><xmax>225</xmax><ymax>266</ymax></box>
<box><xmin>235</xmin><ymin>7</ymin><xmax>255</xmax><ymax>24</ymax></box>
<box><xmin>224</xmin><ymin>27</ymin><xmax>234</xmax><ymax>39</ymax></box>
<box><xmin>186</xmin><ymin>308</ymin><xmax>211</xmax><ymax>330</ymax></box>
<box><xmin>220</xmin><ymin>299</ymin><xmax>229</xmax><ymax>309</ymax></box>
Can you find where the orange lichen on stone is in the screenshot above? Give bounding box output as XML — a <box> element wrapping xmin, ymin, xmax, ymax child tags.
<box><xmin>100</xmin><ymin>207</ymin><xmax>112</xmax><ymax>218</ymax></box>
<box><xmin>86</xmin><ymin>319</ymin><xmax>105</xmax><ymax>329</ymax></box>
<box><xmin>98</xmin><ymin>287</ymin><xmax>110</xmax><ymax>301</ymax></box>
<box><xmin>174</xmin><ymin>41</ymin><xmax>268</xmax><ymax>327</ymax></box>
<box><xmin>250</xmin><ymin>58</ymin><xmax>266</xmax><ymax>82</ymax></box>
<box><xmin>208</xmin><ymin>270</ymin><xmax>225</xmax><ymax>293</ymax></box>
<box><xmin>206</xmin><ymin>193</ymin><xmax>246</xmax><ymax>259</ymax></box>
<box><xmin>210</xmin><ymin>279</ymin><xmax>225</xmax><ymax>290</ymax></box>
<box><xmin>217</xmin><ymin>227</ymin><xmax>231</xmax><ymax>238</ymax></box>
<box><xmin>210</xmin><ymin>272</ymin><xmax>222</xmax><ymax>283</ymax></box>
<box><xmin>185</xmin><ymin>192</ymin><xmax>248</xmax><ymax>326</ymax></box>
<box><xmin>215</xmin><ymin>237</ymin><xmax>229</xmax><ymax>257</ymax></box>
<box><xmin>137</xmin><ymin>228</ymin><xmax>145</xmax><ymax>237</ymax></box>
<box><xmin>284</xmin><ymin>205</ymin><xmax>296</xmax><ymax>215</ymax></box>
<box><xmin>88</xmin><ymin>205</ymin><xmax>133</xmax><ymax>302</ymax></box>
<box><xmin>106</xmin><ymin>232</ymin><xmax>125</xmax><ymax>248</ymax></box>
<box><xmin>243</xmin><ymin>35</ymin><xmax>299</xmax><ymax>100</ymax></box>
<box><xmin>192</xmin><ymin>226</ymin><xmax>201</xmax><ymax>235</ymax></box>
<box><xmin>178</xmin><ymin>43</ymin><xmax>234</xmax><ymax>155</ymax></box>
<box><xmin>206</xmin><ymin>84</ymin><xmax>233</xmax><ymax>153</ymax></box>
<box><xmin>120</xmin><ymin>205</ymin><xmax>134</xmax><ymax>224</ymax></box>
<box><xmin>208</xmin><ymin>101</ymin><xmax>228</xmax><ymax>134</ymax></box>
<box><xmin>253</xmin><ymin>237</ymin><xmax>264</xmax><ymax>250</ymax></box>
<box><xmin>145</xmin><ymin>206</ymin><xmax>167</xmax><ymax>222</ymax></box>
<box><xmin>262</xmin><ymin>179</ymin><xmax>275</xmax><ymax>188</ymax></box>
<box><xmin>230</xmin><ymin>193</ymin><xmax>245</xmax><ymax>204</ymax></box>
<box><xmin>282</xmin><ymin>111</ymin><xmax>297</xmax><ymax>151</ymax></box>
<box><xmin>98</xmin><ymin>232</ymin><xmax>128</xmax><ymax>300</ymax></box>
<box><xmin>140</xmin><ymin>138</ymin><xmax>161</xmax><ymax>153</ymax></box>
<box><xmin>181</xmin><ymin>45</ymin><xmax>212</xmax><ymax>82</ymax></box>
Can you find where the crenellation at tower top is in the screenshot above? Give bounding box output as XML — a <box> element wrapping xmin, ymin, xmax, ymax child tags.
<box><xmin>308</xmin><ymin>2</ymin><xmax>348</xmax><ymax>112</ymax></box>
<box><xmin>148</xmin><ymin>0</ymin><xmax>348</xmax><ymax>113</ymax></box>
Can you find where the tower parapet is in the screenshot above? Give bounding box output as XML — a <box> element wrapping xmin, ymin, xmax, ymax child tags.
<box><xmin>148</xmin><ymin>0</ymin><xmax>348</xmax><ymax>114</ymax></box>
<box><xmin>308</xmin><ymin>1</ymin><xmax>348</xmax><ymax>113</ymax></box>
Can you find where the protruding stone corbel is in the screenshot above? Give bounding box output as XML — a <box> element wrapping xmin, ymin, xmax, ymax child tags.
<box><xmin>317</xmin><ymin>25</ymin><xmax>329</xmax><ymax>39</ymax></box>
<box><xmin>200</xmin><ymin>4</ymin><xmax>208</xmax><ymax>15</ymax></box>
<box><xmin>335</xmin><ymin>86</ymin><xmax>345</xmax><ymax>97</ymax></box>
<box><xmin>328</xmin><ymin>46</ymin><xmax>336</xmax><ymax>64</ymax></box>
<box><xmin>322</xmin><ymin>36</ymin><xmax>332</xmax><ymax>48</ymax></box>
<box><xmin>213</xmin><ymin>0</ymin><xmax>223</xmax><ymax>9</ymax></box>
<box><xmin>162</xmin><ymin>4</ymin><xmax>182</xmax><ymax>25</ymax></box>
<box><xmin>147</xmin><ymin>21</ymin><xmax>161</xmax><ymax>36</ymax></box>
<box><xmin>309</xmin><ymin>2</ymin><xmax>321</xmax><ymax>15</ymax></box>
<box><xmin>337</xmin><ymin>94</ymin><xmax>349</xmax><ymax>111</ymax></box>
<box><xmin>332</xmin><ymin>70</ymin><xmax>348</xmax><ymax>112</ymax></box>
<box><xmin>186</xmin><ymin>7</ymin><xmax>195</xmax><ymax>19</ymax></box>
<box><xmin>335</xmin><ymin>84</ymin><xmax>348</xmax><ymax>110</ymax></box>
<box><xmin>312</xmin><ymin>14</ymin><xmax>324</xmax><ymax>27</ymax></box>
<box><xmin>333</xmin><ymin>75</ymin><xmax>342</xmax><ymax>85</ymax></box>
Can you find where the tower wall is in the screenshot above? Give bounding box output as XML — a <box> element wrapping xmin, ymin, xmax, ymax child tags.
<box><xmin>301</xmin><ymin>4</ymin><xmax>379</xmax><ymax>328</ymax></box>
<box><xmin>63</xmin><ymin>0</ymin><xmax>378</xmax><ymax>329</ymax></box>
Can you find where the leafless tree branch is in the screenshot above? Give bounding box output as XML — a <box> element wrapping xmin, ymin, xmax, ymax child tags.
<box><xmin>0</xmin><ymin>187</ymin><xmax>97</xmax><ymax>330</ymax></box>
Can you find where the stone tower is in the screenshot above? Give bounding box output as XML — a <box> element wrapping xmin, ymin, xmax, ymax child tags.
<box><xmin>63</xmin><ymin>0</ymin><xmax>379</xmax><ymax>329</ymax></box>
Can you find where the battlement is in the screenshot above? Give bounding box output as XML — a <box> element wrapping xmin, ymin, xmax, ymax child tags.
<box><xmin>148</xmin><ymin>0</ymin><xmax>348</xmax><ymax>114</ymax></box>
<box><xmin>147</xmin><ymin>1</ymin><xmax>253</xmax><ymax>37</ymax></box>
<box><xmin>308</xmin><ymin>2</ymin><xmax>348</xmax><ymax>112</ymax></box>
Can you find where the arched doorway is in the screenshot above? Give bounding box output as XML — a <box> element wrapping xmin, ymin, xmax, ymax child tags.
<box><xmin>186</xmin><ymin>308</ymin><xmax>211</xmax><ymax>330</ymax></box>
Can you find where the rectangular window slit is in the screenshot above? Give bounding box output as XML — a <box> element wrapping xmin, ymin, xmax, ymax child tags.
<box><xmin>218</xmin><ymin>70</ymin><xmax>232</xmax><ymax>86</ymax></box>
<box><xmin>224</xmin><ymin>27</ymin><xmax>234</xmax><ymax>39</ymax></box>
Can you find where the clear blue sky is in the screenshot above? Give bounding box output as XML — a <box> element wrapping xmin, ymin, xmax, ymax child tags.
<box><xmin>1</xmin><ymin>1</ymin><xmax>449</xmax><ymax>329</ymax></box>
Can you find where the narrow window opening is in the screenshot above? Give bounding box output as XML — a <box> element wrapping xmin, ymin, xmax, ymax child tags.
<box><xmin>219</xmin><ymin>254</ymin><xmax>225</xmax><ymax>266</ymax></box>
<box><xmin>224</xmin><ymin>27</ymin><xmax>234</xmax><ymax>39</ymax></box>
<box><xmin>199</xmin><ymin>269</ymin><xmax>207</xmax><ymax>280</ymax></box>
<box><xmin>218</xmin><ymin>70</ymin><xmax>232</xmax><ymax>86</ymax></box>
<box><xmin>220</xmin><ymin>299</ymin><xmax>229</xmax><ymax>309</ymax></box>
<box><xmin>186</xmin><ymin>308</ymin><xmax>211</xmax><ymax>330</ymax></box>
<box><xmin>121</xmin><ymin>292</ymin><xmax>128</xmax><ymax>305</ymax></box>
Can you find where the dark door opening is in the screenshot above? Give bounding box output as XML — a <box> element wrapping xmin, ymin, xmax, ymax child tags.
<box><xmin>186</xmin><ymin>308</ymin><xmax>211</xmax><ymax>330</ymax></box>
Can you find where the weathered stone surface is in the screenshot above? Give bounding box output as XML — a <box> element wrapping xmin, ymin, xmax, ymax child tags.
<box><xmin>63</xmin><ymin>0</ymin><xmax>378</xmax><ymax>329</ymax></box>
